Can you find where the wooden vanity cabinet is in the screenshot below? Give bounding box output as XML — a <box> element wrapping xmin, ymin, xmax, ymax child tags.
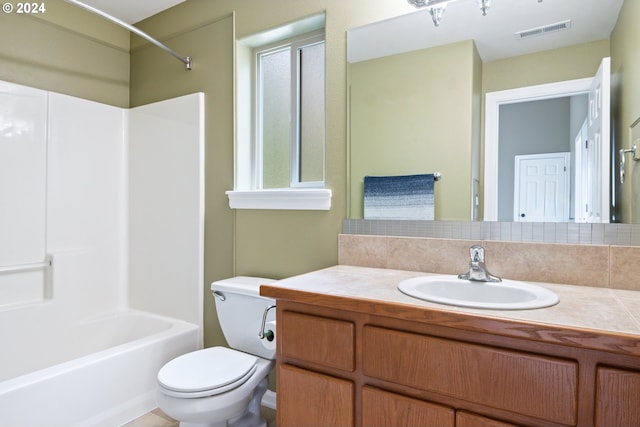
<box><xmin>456</xmin><ymin>411</ymin><xmax>519</xmax><ymax>427</ymax></box>
<box><xmin>272</xmin><ymin>299</ymin><xmax>640</xmax><ymax>427</ymax></box>
<box><xmin>279</xmin><ymin>364</ymin><xmax>354</xmax><ymax>427</ymax></box>
<box><xmin>280</xmin><ymin>311</ymin><xmax>355</xmax><ymax>372</ymax></box>
<box><xmin>595</xmin><ymin>366</ymin><xmax>640</xmax><ymax>427</ymax></box>
<box><xmin>277</xmin><ymin>310</ymin><xmax>356</xmax><ymax>427</ymax></box>
<box><xmin>362</xmin><ymin>386</ymin><xmax>454</xmax><ymax>427</ymax></box>
<box><xmin>362</xmin><ymin>325</ymin><xmax>577</xmax><ymax>425</ymax></box>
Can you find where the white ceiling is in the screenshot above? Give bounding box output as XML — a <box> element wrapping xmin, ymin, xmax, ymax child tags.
<box><xmin>76</xmin><ymin>0</ymin><xmax>185</xmax><ymax>24</ymax></box>
<box><xmin>72</xmin><ymin>0</ymin><xmax>625</xmax><ymax>63</ymax></box>
<box><xmin>348</xmin><ymin>0</ymin><xmax>625</xmax><ymax>63</ymax></box>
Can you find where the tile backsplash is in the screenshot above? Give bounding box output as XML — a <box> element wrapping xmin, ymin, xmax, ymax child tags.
<box><xmin>338</xmin><ymin>233</ymin><xmax>640</xmax><ymax>291</ymax></box>
<box><xmin>342</xmin><ymin>219</ymin><xmax>640</xmax><ymax>246</ymax></box>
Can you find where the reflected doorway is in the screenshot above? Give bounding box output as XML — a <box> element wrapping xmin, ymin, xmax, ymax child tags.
<box><xmin>500</xmin><ymin>96</ymin><xmax>586</xmax><ymax>222</ymax></box>
<box><xmin>484</xmin><ymin>57</ymin><xmax>611</xmax><ymax>223</ymax></box>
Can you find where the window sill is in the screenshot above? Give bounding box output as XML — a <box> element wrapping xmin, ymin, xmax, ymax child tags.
<box><xmin>226</xmin><ymin>189</ymin><xmax>332</xmax><ymax>211</ymax></box>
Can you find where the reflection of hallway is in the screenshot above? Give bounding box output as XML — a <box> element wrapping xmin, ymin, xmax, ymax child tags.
<box><xmin>493</xmin><ymin>57</ymin><xmax>611</xmax><ymax>223</ymax></box>
<box><xmin>499</xmin><ymin>95</ymin><xmax>587</xmax><ymax>222</ymax></box>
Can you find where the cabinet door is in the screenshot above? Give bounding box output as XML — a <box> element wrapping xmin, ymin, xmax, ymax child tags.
<box><xmin>362</xmin><ymin>386</ymin><xmax>454</xmax><ymax>427</ymax></box>
<box><xmin>278</xmin><ymin>364</ymin><xmax>354</xmax><ymax>427</ymax></box>
<box><xmin>363</xmin><ymin>326</ymin><xmax>577</xmax><ymax>425</ymax></box>
<box><xmin>456</xmin><ymin>411</ymin><xmax>520</xmax><ymax>427</ymax></box>
<box><xmin>281</xmin><ymin>310</ymin><xmax>355</xmax><ymax>371</ymax></box>
<box><xmin>595</xmin><ymin>367</ymin><xmax>640</xmax><ymax>427</ymax></box>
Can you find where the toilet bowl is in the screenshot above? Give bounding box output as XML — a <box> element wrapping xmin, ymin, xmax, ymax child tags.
<box><xmin>155</xmin><ymin>277</ymin><xmax>276</xmax><ymax>427</ymax></box>
<box><xmin>156</xmin><ymin>349</ymin><xmax>274</xmax><ymax>427</ymax></box>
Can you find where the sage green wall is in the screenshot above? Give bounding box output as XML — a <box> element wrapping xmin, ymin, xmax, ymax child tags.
<box><xmin>129</xmin><ymin>1</ymin><xmax>626</xmax><ymax>351</ymax></box>
<box><xmin>611</xmin><ymin>0</ymin><xmax>640</xmax><ymax>223</ymax></box>
<box><xmin>0</xmin><ymin>0</ymin><xmax>129</xmax><ymax>107</ymax></box>
<box><xmin>1</xmin><ymin>0</ymin><xmax>637</xmax><ymax>353</ymax></box>
<box><xmin>471</xmin><ymin>42</ymin><xmax>483</xmax><ymax>220</ymax></box>
<box><xmin>130</xmin><ymin>13</ymin><xmax>235</xmax><ymax>349</ymax></box>
<box><xmin>482</xmin><ymin>39</ymin><xmax>610</xmax><ymax>94</ymax></box>
<box><xmin>129</xmin><ymin>0</ymin><xmax>425</xmax><ymax>349</ymax></box>
<box><xmin>0</xmin><ymin>0</ymin><xmax>437</xmax><ymax>355</ymax></box>
<box><xmin>349</xmin><ymin>40</ymin><xmax>478</xmax><ymax>220</ymax></box>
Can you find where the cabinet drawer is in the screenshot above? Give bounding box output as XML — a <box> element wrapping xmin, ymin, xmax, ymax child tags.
<box><xmin>281</xmin><ymin>311</ymin><xmax>355</xmax><ymax>371</ymax></box>
<box><xmin>456</xmin><ymin>411</ymin><xmax>520</xmax><ymax>427</ymax></box>
<box><xmin>595</xmin><ymin>366</ymin><xmax>640</xmax><ymax>427</ymax></box>
<box><xmin>279</xmin><ymin>364</ymin><xmax>354</xmax><ymax>427</ymax></box>
<box><xmin>363</xmin><ymin>386</ymin><xmax>454</xmax><ymax>427</ymax></box>
<box><xmin>363</xmin><ymin>326</ymin><xmax>577</xmax><ymax>425</ymax></box>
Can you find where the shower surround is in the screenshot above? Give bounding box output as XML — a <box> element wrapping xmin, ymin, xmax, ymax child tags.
<box><xmin>0</xmin><ymin>81</ymin><xmax>204</xmax><ymax>426</ymax></box>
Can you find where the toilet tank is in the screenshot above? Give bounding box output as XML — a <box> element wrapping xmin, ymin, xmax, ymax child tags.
<box><xmin>211</xmin><ymin>276</ymin><xmax>277</xmax><ymax>360</ymax></box>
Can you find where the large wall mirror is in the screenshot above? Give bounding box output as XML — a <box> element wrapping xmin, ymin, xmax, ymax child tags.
<box><xmin>347</xmin><ymin>0</ymin><xmax>639</xmax><ymax>224</ymax></box>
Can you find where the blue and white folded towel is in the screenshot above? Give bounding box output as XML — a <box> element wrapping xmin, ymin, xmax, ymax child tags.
<box><xmin>364</xmin><ymin>174</ymin><xmax>435</xmax><ymax>220</ymax></box>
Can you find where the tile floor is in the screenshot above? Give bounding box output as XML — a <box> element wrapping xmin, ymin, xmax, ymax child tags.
<box><xmin>123</xmin><ymin>409</ymin><xmax>177</xmax><ymax>427</ymax></box>
<box><xmin>123</xmin><ymin>407</ymin><xmax>276</xmax><ymax>427</ymax></box>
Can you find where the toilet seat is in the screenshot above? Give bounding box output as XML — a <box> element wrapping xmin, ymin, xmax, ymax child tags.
<box><xmin>158</xmin><ymin>346</ymin><xmax>258</xmax><ymax>398</ymax></box>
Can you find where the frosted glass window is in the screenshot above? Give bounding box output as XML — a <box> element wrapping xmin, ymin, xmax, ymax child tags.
<box><xmin>259</xmin><ymin>48</ymin><xmax>291</xmax><ymax>189</ymax></box>
<box><xmin>298</xmin><ymin>42</ymin><xmax>325</xmax><ymax>183</ymax></box>
<box><xmin>254</xmin><ymin>32</ymin><xmax>325</xmax><ymax>189</ymax></box>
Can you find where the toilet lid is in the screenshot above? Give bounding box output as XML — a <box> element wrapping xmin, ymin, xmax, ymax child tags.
<box><xmin>158</xmin><ymin>347</ymin><xmax>258</xmax><ymax>394</ymax></box>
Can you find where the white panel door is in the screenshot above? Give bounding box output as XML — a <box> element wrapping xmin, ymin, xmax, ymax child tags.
<box><xmin>587</xmin><ymin>57</ymin><xmax>611</xmax><ymax>223</ymax></box>
<box><xmin>514</xmin><ymin>153</ymin><xmax>570</xmax><ymax>222</ymax></box>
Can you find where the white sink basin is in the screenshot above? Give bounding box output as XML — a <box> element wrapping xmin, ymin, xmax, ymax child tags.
<box><xmin>398</xmin><ymin>275</ymin><xmax>559</xmax><ymax>310</ymax></box>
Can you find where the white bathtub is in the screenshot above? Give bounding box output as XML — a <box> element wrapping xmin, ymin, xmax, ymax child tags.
<box><xmin>0</xmin><ymin>309</ymin><xmax>200</xmax><ymax>427</ymax></box>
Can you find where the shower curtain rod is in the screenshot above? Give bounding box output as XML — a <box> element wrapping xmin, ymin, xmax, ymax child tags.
<box><xmin>65</xmin><ymin>0</ymin><xmax>192</xmax><ymax>70</ymax></box>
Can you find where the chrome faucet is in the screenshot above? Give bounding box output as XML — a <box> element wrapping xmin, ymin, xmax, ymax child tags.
<box><xmin>458</xmin><ymin>245</ymin><xmax>501</xmax><ymax>283</ymax></box>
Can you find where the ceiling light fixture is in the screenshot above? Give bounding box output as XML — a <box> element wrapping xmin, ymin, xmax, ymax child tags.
<box><xmin>477</xmin><ymin>0</ymin><xmax>490</xmax><ymax>16</ymax></box>
<box><xmin>428</xmin><ymin>4</ymin><xmax>446</xmax><ymax>26</ymax></box>
<box><xmin>408</xmin><ymin>0</ymin><xmax>491</xmax><ymax>27</ymax></box>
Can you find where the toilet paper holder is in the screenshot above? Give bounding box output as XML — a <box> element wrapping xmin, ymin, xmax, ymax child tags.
<box><xmin>258</xmin><ymin>305</ymin><xmax>276</xmax><ymax>341</ymax></box>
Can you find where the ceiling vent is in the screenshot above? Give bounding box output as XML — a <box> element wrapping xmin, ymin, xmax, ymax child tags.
<box><xmin>515</xmin><ymin>19</ymin><xmax>572</xmax><ymax>39</ymax></box>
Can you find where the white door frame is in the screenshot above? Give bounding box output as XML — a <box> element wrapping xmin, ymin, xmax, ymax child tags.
<box><xmin>484</xmin><ymin>78</ymin><xmax>592</xmax><ymax>221</ymax></box>
<box><xmin>573</xmin><ymin>119</ymin><xmax>589</xmax><ymax>222</ymax></box>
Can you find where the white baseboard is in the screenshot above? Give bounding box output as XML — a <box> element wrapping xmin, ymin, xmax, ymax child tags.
<box><xmin>262</xmin><ymin>390</ymin><xmax>276</xmax><ymax>410</ymax></box>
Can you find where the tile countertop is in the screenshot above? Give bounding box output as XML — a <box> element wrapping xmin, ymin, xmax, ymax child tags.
<box><xmin>261</xmin><ymin>264</ymin><xmax>640</xmax><ymax>357</ymax></box>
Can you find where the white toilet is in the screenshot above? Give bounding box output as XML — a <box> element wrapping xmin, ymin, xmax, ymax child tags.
<box><xmin>156</xmin><ymin>277</ymin><xmax>277</xmax><ymax>427</ymax></box>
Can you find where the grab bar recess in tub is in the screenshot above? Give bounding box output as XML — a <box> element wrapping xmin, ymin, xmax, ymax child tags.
<box><xmin>0</xmin><ymin>255</ymin><xmax>53</xmax><ymax>274</ymax></box>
